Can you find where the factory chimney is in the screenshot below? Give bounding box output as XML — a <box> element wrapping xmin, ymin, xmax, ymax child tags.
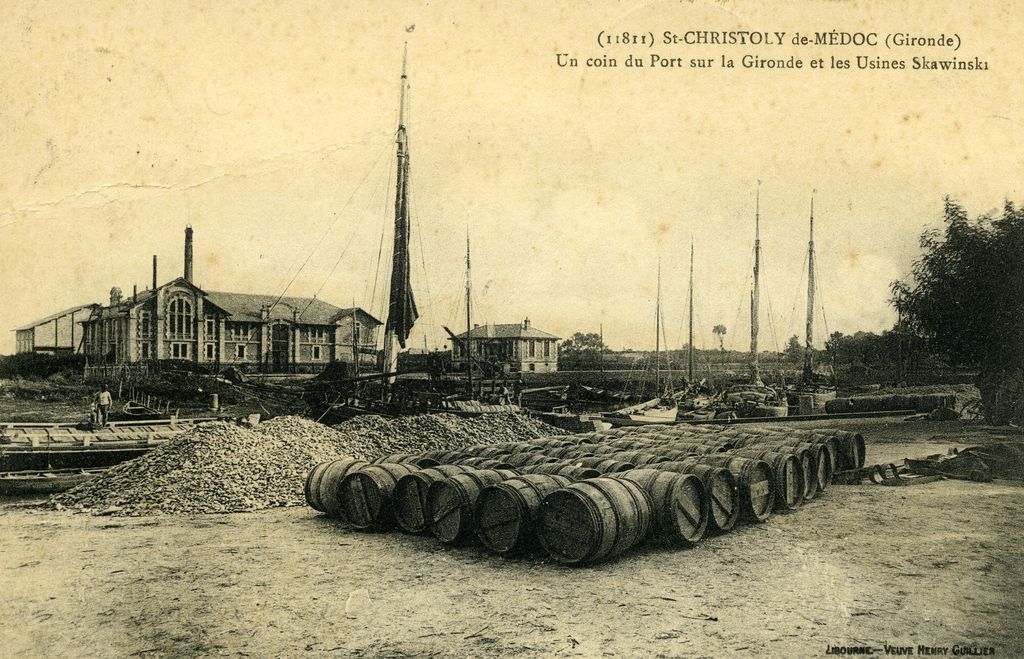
<box><xmin>152</xmin><ymin>255</ymin><xmax>158</xmax><ymax>290</ymax></box>
<box><xmin>184</xmin><ymin>225</ymin><xmax>194</xmax><ymax>283</ymax></box>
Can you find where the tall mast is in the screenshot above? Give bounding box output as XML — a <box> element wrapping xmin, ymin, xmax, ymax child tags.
<box><xmin>655</xmin><ymin>259</ymin><xmax>662</xmax><ymax>396</ymax></box>
<box><xmin>383</xmin><ymin>44</ymin><xmax>418</xmax><ymax>385</ymax></box>
<box><xmin>803</xmin><ymin>195</ymin><xmax>816</xmax><ymax>383</ymax></box>
<box><xmin>688</xmin><ymin>240</ymin><xmax>694</xmax><ymax>384</ymax></box>
<box><xmin>465</xmin><ymin>234</ymin><xmax>473</xmax><ymax>397</ymax></box>
<box><xmin>750</xmin><ymin>182</ymin><xmax>763</xmax><ymax>386</ymax></box>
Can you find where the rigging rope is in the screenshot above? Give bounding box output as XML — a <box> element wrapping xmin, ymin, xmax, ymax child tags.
<box><xmin>269</xmin><ymin>136</ymin><xmax>392</xmax><ymax>318</ymax></box>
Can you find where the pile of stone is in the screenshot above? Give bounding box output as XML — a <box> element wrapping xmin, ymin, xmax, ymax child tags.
<box><xmin>329</xmin><ymin>412</ymin><xmax>567</xmax><ymax>460</ymax></box>
<box><xmin>50</xmin><ymin>413</ymin><xmax>564</xmax><ymax>516</ymax></box>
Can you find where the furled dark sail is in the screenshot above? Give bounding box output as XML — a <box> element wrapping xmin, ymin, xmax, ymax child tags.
<box><xmin>385</xmin><ymin>51</ymin><xmax>418</xmax><ymax>348</ymax></box>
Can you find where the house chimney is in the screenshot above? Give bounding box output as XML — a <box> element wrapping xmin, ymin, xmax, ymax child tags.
<box><xmin>523</xmin><ymin>317</ymin><xmax>530</xmax><ymax>329</ymax></box>
<box><xmin>184</xmin><ymin>225</ymin><xmax>194</xmax><ymax>283</ymax></box>
<box><xmin>133</xmin><ymin>284</ymin><xmax>137</xmax><ymax>302</ymax></box>
<box><xmin>152</xmin><ymin>255</ymin><xmax>158</xmax><ymax>289</ymax></box>
<box><xmin>110</xmin><ymin>287</ymin><xmax>123</xmax><ymax>306</ymax></box>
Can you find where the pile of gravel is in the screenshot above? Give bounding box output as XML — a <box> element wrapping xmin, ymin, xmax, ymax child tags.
<box><xmin>50</xmin><ymin>412</ymin><xmax>565</xmax><ymax>516</ymax></box>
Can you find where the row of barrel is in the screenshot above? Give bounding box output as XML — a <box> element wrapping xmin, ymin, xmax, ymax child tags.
<box><xmin>304</xmin><ymin>422</ymin><xmax>867</xmax><ymax>565</ymax></box>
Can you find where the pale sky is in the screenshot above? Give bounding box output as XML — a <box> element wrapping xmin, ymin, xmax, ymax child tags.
<box><xmin>2</xmin><ymin>1</ymin><xmax>1021</xmax><ymax>354</ymax></box>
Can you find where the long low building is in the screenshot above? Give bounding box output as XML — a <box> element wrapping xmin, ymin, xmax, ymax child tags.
<box><xmin>80</xmin><ymin>226</ymin><xmax>381</xmax><ymax>374</ymax></box>
<box><xmin>13</xmin><ymin>304</ymin><xmax>100</xmax><ymax>354</ymax></box>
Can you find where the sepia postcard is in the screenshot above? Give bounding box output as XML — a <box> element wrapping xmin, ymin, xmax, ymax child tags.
<box><xmin>1</xmin><ymin>1</ymin><xmax>1021</xmax><ymax>657</ymax></box>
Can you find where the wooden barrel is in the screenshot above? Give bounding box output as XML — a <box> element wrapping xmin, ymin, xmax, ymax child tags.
<box><xmin>501</xmin><ymin>453</ymin><xmax>559</xmax><ymax>468</ymax></box>
<box><xmin>622</xmin><ymin>469</ymin><xmax>708</xmax><ymax>546</ymax></box>
<box><xmin>417</xmin><ymin>449</ymin><xmax>473</xmax><ymax>463</ymax></box>
<box><xmin>394</xmin><ymin>465</ymin><xmax>475</xmax><ymax>534</ymax></box>
<box><xmin>790</xmin><ymin>447</ymin><xmax>817</xmax><ymax>501</ymax></box>
<box><xmin>373</xmin><ymin>453</ymin><xmax>440</xmax><ymax>468</ymax></box>
<box><xmin>304</xmin><ymin>457</ymin><xmax>368</xmax><ymax>517</ymax></box>
<box><xmin>517</xmin><ymin>463</ymin><xmax>601</xmax><ymax>479</ymax></box>
<box><xmin>527</xmin><ymin>439</ymin><xmax>577</xmax><ymax>449</ymax></box>
<box><xmin>572</xmin><ymin>457</ymin><xmax>636</xmax><ymax>473</ymax></box>
<box><xmin>537</xmin><ymin>477</ymin><xmax>653</xmax><ymax>565</ymax></box>
<box><xmin>810</xmin><ymin>443</ymin><xmax>832</xmax><ymax>492</ymax></box>
<box><xmin>475</xmin><ymin>474</ymin><xmax>572</xmax><ymax>554</ymax></box>
<box><xmin>541</xmin><ymin>446</ymin><xmax>596</xmax><ymax>460</ymax></box>
<box><xmin>337</xmin><ymin>463</ymin><xmax>419</xmax><ymax>530</ymax></box>
<box><xmin>580</xmin><ymin>444</ymin><xmax>622</xmax><ymax>455</ymax></box>
<box><xmin>655</xmin><ymin>461</ymin><xmax>739</xmax><ymax>532</ymax></box>
<box><xmin>731</xmin><ymin>449</ymin><xmax>803</xmax><ymax>511</ymax></box>
<box><xmin>609</xmin><ymin>451</ymin><xmax>671</xmax><ymax>465</ymax></box>
<box><xmin>699</xmin><ymin>456</ymin><xmax>775</xmax><ymax>523</ymax></box>
<box><xmin>737</xmin><ymin>440</ymin><xmax>816</xmax><ymax>501</ymax></box>
<box><xmin>457</xmin><ymin>457</ymin><xmax>517</xmax><ymax>470</ymax></box>
<box><xmin>542</xmin><ymin>447</ymin><xmax>600</xmax><ymax>461</ymax></box>
<box><xmin>474</xmin><ymin>445</ymin><xmax>515</xmax><ymax>458</ymax></box>
<box><xmin>427</xmin><ymin>469</ymin><xmax>517</xmax><ymax>544</ymax></box>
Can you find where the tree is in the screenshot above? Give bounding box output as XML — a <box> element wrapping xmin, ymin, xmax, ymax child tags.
<box><xmin>784</xmin><ymin>335</ymin><xmax>803</xmax><ymax>362</ymax></box>
<box><xmin>558</xmin><ymin>332</ymin><xmax>607</xmax><ymax>370</ymax></box>
<box><xmin>891</xmin><ymin>198</ymin><xmax>1024</xmax><ymax>424</ymax></box>
<box><xmin>712</xmin><ymin>324</ymin><xmax>727</xmax><ymax>351</ymax></box>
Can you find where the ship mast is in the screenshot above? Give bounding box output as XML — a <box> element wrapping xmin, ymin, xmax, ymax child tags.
<box><xmin>465</xmin><ymin>235</ymin><xmax>473</xmax><ymax>398</ymax></box>
<box><xmin>750</xmin><ymin>183</ymin><xmax>763</xmax><ymax>386</ymax></box>
<box><xmin>803</xmin><ymin>196</ymin><xmax>816</xmax><ymax>384</ymax></box>
<box><xmin>382</xmin><ymin>45</ymin><xmax>418</xmax><ymax>386</ymax></box>
<box><xmin>655</xmin><ymin>259</ymin><xmax>662</xmax><ymax>396</ymax></box>
<box><xmin>688</xmin><ymin>240</ymin><xmax>694</xmax><ymax>384</ymax></box>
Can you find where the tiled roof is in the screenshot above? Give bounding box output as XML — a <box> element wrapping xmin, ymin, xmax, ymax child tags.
<box><xmin>204</xmin><ymin>291</ymin><xmax>381</xmax><ymax>326</ymax></box>
<box><xmin>454</xmin><ymin>323</ymin><xmax>560</xmax><ymax>340</ymax></box>
<box><xmin>13</xmin><ymin>304</ymin><xmax>100</xmax><ymax>331</ymax></box>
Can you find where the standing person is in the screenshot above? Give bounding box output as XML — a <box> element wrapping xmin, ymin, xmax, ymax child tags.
<box><xmin>96</xmin><ymin>384</ymin><xmax>113</xmax><ymax>426</ymax></box>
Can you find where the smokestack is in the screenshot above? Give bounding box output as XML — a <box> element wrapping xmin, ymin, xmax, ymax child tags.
<box><xmin>152</xmin><ymin>255</ymin><xmax>158</xmax><ymax>289</ymax></box>
<box><xmin>184</xmin><ymin>225</ymin><xmax>194</xmax><ymax>283</ymax></box>
<box><xmin>133</xmin><ymin>284</ymin><xmax>137</xmax><ymax>302</ymax></box>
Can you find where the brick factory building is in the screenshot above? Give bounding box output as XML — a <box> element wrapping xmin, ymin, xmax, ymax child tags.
<box><xmin>79</xmin><ymin>227</ymin><xmax>380</xmax><ymax>374</ymax></box>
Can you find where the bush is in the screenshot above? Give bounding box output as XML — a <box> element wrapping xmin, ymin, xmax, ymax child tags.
<box><xmin>0</xmin><ymin>353</ymin><xmax>85</xmax><ymax>379</ymax></box>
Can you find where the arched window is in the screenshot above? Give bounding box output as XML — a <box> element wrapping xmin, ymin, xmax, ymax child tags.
<box><xmin>168</xmin><ymin>297</ymin><xmax>193</xmax><ymax>337</ymax></box>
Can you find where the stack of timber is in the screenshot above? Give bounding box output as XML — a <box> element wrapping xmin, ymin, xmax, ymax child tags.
<box><xmin>306</xmin><ymin>420</ymin><xmax>868</xmax><ymax>565</ymax></box>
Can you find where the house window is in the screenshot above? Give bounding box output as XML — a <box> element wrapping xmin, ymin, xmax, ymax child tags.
<box><xmin>236</xmin><ymin>344</ymin><xmax>246</xmax><ymax>359</ymax></box>
<box><xmin>308</xmin><ymin>327</ymin><xmax>326</xmax><ymax>342</ymax></box>
<box><xmin>312</xmin><ymin>345</ymin><xmax>322</xmax><ymax>360</ymax></box>
<box><xmin>231</xmin><ymin>323</ymin><xmax>255</xmax><ymax>341</ymax></box>
<box><xmin>168</xmin><ymin>298</ymin><xmax>193</xmax><ymax>337</ymax></box>
<box><xmin>529</xmin><ymin>340</ymin><xmax>536</xmax><ymax>358</ymax></box>
<box><xmin>139</xmin><ymin>311</ymin><xmax>151</xmax><ymax>338</ymax></box>
<box><xmin>205</xmin><ymin>344</ymin><xmax>215</xmax><ymax>360</ymax></box>
<box><xmin>529</xmin><ymin>363</ymin><xmax>536</xmax><ymax>372</ymax></box>
<box><xmin>543</xmin><ymin>341</ymin><xmax>551</xmax><ymax>357</ymax></box>
<box><xmin>170</xmin><ymin>342</ymin><xmax>190</xmax><ymax>359</ymax></box>
<box><xmin>205</xmin><ymin>317</ymin><xmax>216</xmax><ymax>337</ymax></box>
<box><xmin>140</xmin><ymin>343</ymin><xmax>150</xmax><ymax>359</ymax></box>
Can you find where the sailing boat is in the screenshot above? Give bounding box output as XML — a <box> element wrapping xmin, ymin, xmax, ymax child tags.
<box><xmin>381</xmin><ymin>46</ymin><xmax>419</xmax><ymax>386</ymax></box>
<box><xmin>723</xmin><ymin>185</ymin><xmax>788</xmax><ymax>417</ymax></box>
<box><xmin>304</xmin><ymin>48</ymin><xmax>420</xmax><ymax>421</ymax></box>
<box><xmin>677</xmin><ymin>240</ymin><xmax>715</xmax><ymax>418</ymax></box>
<box><xmin>786</xmin><ymin>196</ymin><xmax>837</xmax><ymax>412</ymax></box>
<box><xmin>608</xmin><ymin>261</ymin><xmax>679</xmax><ymax>424</ymax></box>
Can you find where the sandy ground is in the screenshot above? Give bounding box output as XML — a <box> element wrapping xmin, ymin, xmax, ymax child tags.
<box><xmin>2</xmin><ymin>418</ymin><xmax>1023</xmax><ymax>658</ymax></box>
